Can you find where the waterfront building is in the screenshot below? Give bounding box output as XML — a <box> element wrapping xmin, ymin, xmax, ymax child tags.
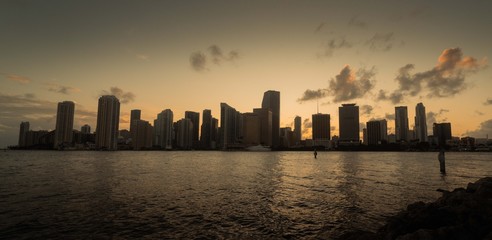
<box><xmin>176</xmin><ymin>118</ymin><xmax>193</xmax><ymax>149</ymax></box>
<box><xmin>220</xmin><ymin>103</ymin><xmax>241</xmax><ymax>149</ymax></box>
<box><xmin>414</xmin><ymin>103</ymin><xmax>428</xmax><ymax>142</ymax></box>
<box><xmin>81</xmin><ymin>124</ymin><xmax>91</xmax><ymax>134</ymax></box>
<box><xmin>433</xmin><ymin>122</ymin><xmax>452</xmax><ymax>147</ymax></box>
<box><xmin>185</xmin><ymin>111</ymin><xmax>200</xmax><ymax>149</ymax></box>
<box><xmin>395</xmin><ymin>106</ymin><xmax>409</xmax><ymax>142</ymax></box>
<box><xmin>54</xmin><ymin>101</ymin><xmax>75</xmax><ymax>149</ymax></box>
<box><xmin>312</xmin><ymin>113</ymin><xmax>330</xmax><ymax>148</ymax></box>
<box><xmin>154</xmin><ymin>109</ymin><xmax>173</xmax><ymax>150</ymax></box>
<box><xmin>18</xmin><ymin>121</ymin><xmax>30</xmax><ymax>147</ymax></box>
<box><xmin>132</xmin><ymin>120</ymin><xmax>153</xmax><ymax>150</ymax></box>
<box><xmin>95</xmin><ymin>95</ymin><xmax>120</xmax><ymax>150</ymax></box>
<box><xmin>242</xmin><ymin>112</ymin><xmax>261</xmax><ymax>145</ymax></box>
<box><xmin>262</xmin><ymin>90</ymin><xmax>280</xmax><ymax>148</ymax></box>
<box><xmin>200</xmin><ymin>109</ymin><xmax>213</xmax><ymax>149</ymax></box>
<box><xmin>339</xmin><ymin>103</ymin><xmax>360</xmax><ymax>143</ymax></box>
<box><xmin>253</xmin><ymin>108</ymin><xmax>272</xmax><ymax>146</ymax></box>
<box><xmin>294</xmin><ymin>116</ymin><xmax>301</xmax><ymax>145</ymax></box>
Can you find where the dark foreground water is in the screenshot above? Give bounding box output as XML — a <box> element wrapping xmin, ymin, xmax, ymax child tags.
<box><xmin>1</xmin><ymin>151</ymin><xmax>491</xmax><ymax>239</ymax></box>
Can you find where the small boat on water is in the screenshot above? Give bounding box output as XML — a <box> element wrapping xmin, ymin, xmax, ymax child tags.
<box><xmin>245</xmin><ymin>145</ymin><xmax>271</xmax><ymax>151</ymax></box>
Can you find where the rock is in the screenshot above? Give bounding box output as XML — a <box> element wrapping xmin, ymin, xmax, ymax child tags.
<box><xmin>338</xmin><ymin>177</ymin><xmax>492</xmax><ymax>240</ymax></box>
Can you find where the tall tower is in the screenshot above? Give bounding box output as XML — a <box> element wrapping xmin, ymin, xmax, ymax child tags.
<box><xmin>185</xmin><ymin>111</ymin><xmax>200</xmax><ymax>149</ymax></box>
<box><xmin>366</xmin><ymin>120</ymin><xmax>382</xmax><ymax>145</ymax></box>
<box><xmin>132</xmin><ymin>120</ymin><xmax>153</xmax><ymax>150</ymax></box>
<box><xmin>338</xmin><ymin>103</ymin><xmax>360</xmax><ymax>142</ymax></box>
<box><xmin>200</xmin><ymin>109</ymin><xmax>213</xmax><ymax>149</ymax></box>
<box><xmin>220</xmin><ymin>102</ymin><xmax>241</xmax><ymax>149</ymax></box>
<box><xmin>253</xmin><ymin>108</ymin><xmax>272</xmax><ymax>146</ymax></box>
<box><xmin>294</xmin><ymin>116</ymin><xmax>301</xmax><ymax>145</ymax></box>
<box><xmin>395</xmin><ymin>106</ymin><xmax>409</xmax><ymax>142</ymax></box>
<box><xmin>96</xmin><ymin>95</ymin><xmax>120</xmax><ymax>150</ymax></box>
<box><xmin>262</xmin><ymin>90</ymin><xmax>280</xmax><ymax>148</ymax></box>
<box><xmin>54</xmin><ymin>101</ymin><xmax>75</xmax><ymax>148</ymax></box>
<box><xmin>154</xmin><ymin>109</ymin><xmax>173</xmax><ymax>150</ymax></box>
<box><xmin>176</xmin><ymin>118</ymin><xmax>193</xmax><ymax>149</ymax></box>
<box><xmin>415</xmin><ymin>103</ymin><xmax>428</xmax><ymax>142</ymax></box>
<box><xmin>433</xmin><ymin>122</ymin><xmax>452</xmax><ymax>147</ymax></box>
<box><xmin>130</xmin><ymin>109</ymin><xmax>141</xmax><ymax>136</ymax></box>
<box><xmin>312</xmin><ymin>113</ymin><xmax>330</xmax><ymax>147</ymax></box>
<box><xmin>18</xmin><ymin>121</ymin><xmax>30</xmax><ymax>147</ymax></box>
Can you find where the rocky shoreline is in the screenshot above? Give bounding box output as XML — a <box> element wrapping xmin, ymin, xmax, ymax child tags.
<box><xmin>340</xmin><ymin>177</ymin><xmax>492</xmax><ymax>240</ymax></box>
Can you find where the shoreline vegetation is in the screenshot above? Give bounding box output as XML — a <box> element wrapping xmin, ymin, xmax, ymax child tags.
<box><xmin>339</xmin><ymin>177</ymin><xmax>492</xmax><ymax>240</ymax></box>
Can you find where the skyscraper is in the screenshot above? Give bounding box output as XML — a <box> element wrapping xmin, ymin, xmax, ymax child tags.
<box><xmin>261</xmin><ymin>90</ymin><xmax>280</xmax><ymax>148</ymax></box>
<box><xmin>339</xmin><ymin>103</ymin><xmax>359</xmax><ymax>142</ymax></box>
<box><xmin>200</xmin><ymin>109</ymin><xmax>213</xmax><ymax>149</ymax></box>
<box><xmin>185</xmin><ymin>111</ymin><xmax>200</xmax><ymax>149</ymax></box>
<box><xmin>312</xmin><ymin>113</ymin><xmax>330</xmax><ymax>147</ymax></box>
<box><xmin>81</xmin><ymin>124</ymin><xmax>91</xmax><ymax>134</ymax></box>
<box><xmin>220</xmin><ymin>103</ymin><xmax>241</xmax><ymax>149</ymax></box>
<box><xmin>294</xmin><ymin>116</ymin><xmax>301</xmax><ymax>145</ymax></box>
<box><xmin>433</xmin><ymin>122</ymin><xmax>452</xmax><ymax>147</ymax></box>
<box><xmin>132</xmin><ymin>120</ymin><xmax>153</xmax><ymax>150</ymax></box>
<box><xmin>366</xmin><ymin>120</ymin><xmax>383</xmax><ymax>145</ymax></box>
<box><xmin>18</xmin><ymin>121</ymin><xmax>29</xmax><ymax>147</ymax></box>
<box><xmin>380</xmin><ymin>119</ymin><xmax>388</xmax><ymax>142</ymax></box>
<box><xmin>395</xmin><ymin>106</ymin><xmax>409</xmax><ymax>142</ymax></box>
<box><xmin>154</xmin><ymin>109</ymin><xmax>173</xmax><ymax>150</ymax></box>
<box><xmin>176</xmin><ymin>118</ymin><xmax>193</xmax><ymax>149</ymax></box>
<box><xmin>130</xmin><ymin>109</ymin><xmax>141</xmax><ymax>138</ymax></box>
<box><xmin>54</xmin><ymin>101</ymin><xmax>75</xmax><ymax>148</ymax></box>
<box><xmin>242</xmin><ymin>112</ymin><xmax>261</xmax><ymax>145</ymax></box>
<box><xmin>211</xmin><ymin>117</ymin><xmax>219</xmax><ymax>149</ymax></box>
<box><xmin>253</xmin><ymin>108</ymin><xmax>272</xmax><ymax>146</ymax></box>
<box><xmin>415</xmin><ymin>102</ymin><xmax>428</xmax><ymax>142</ymax></box>
<box><xmin>96</xmin><ymin>95</ymin><xmax>120</xmax><ymax>150</ymax></box>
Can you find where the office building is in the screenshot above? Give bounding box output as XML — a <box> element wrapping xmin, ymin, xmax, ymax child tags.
<box><xmin>367</xmin><ymin>120</ymin><xmax>386</xmax><ymax>145</ymax></box>
<box><xmin>395</xmin><ymin>106</ymin><xmax>409</xmax><ymax>142</ymax></box>
<box><xmin>294</xmin><ymin>116</ymin><xmax>301</xmax><ymax>145</ymax></box>
<box><xmin>380</xmin><ymin>119</ymin><xmax>388</xmax><ymax>142</ymax></box>
<box><xmin>18</xmin><ymin>121</ymin><xmax>30</xmax><ymax>147</ymax></box>
<box><xmin>312</xmin><ymin>113</ymin><xmax>330</xmax><ymax>147</ymax></box>
<box><xmin>130</xmin><ymin>109</ymin><xmax>141</xmax><ymax>139</ymax></box>
<box><xmin>220</xmin><ymin>103</ymin><xmax>241</xmax><ymax>149</ymax></box>
<box><xmin>154</xmin><ymin>109</ymin><xmax>173</xmax><ymax>149</ymax></box>
<box><xmin>54</xmin><ymin>101</ymin><xmax>75</xmax><ymax>148</ymax></box>
<box><xmin>339</xmin><ymin>103</ymin><xmax>360</xmax><ymax>142</ymax></box>
<box><xmin>95</xmin><ymin>95</ymin><xmax>120</xmax><ymax>150</ymax></box>
<box><xmin>185</xmin><ymin>111</ymin><xmax>200</xmax><ymax>149</ymax></box>
<box><xmin>176</xmin><ymin>118</ymin><xmax>193</xmax><ymax>149</ymax></box>
<box><xmin>414</xmin><ymin>103</ymin><xmax>428</xmax><ymax>142</ymax></box>
<box><xmin>433</xmin><ymin>122</ymin><xmax>452</xmax><ymax>146</ymax></box>
<box><xmin>253</xmin><ymin>108</ymin><xmax>272</xmax><ymax>146</ymax></box>
<box><xmin>242</xmin><ymin>112</ymin><xmax>261</xmax><ymax>145</ymax></box>
<box><xmin>262</xmin><ymin>90</ymin><xmax>280</xmax><ymax>148</ymax></box>
<box><xmin>200</xmin><ymin>109</ymin><xmax>213</xmax><ymax>149</ymax></box>
<box><xmin>81</xmin><ymin>124</ymin><xmax>91</xmax><ymax>134</ymax></box>
<box><xmin>132</xmin><ymin>120</ymin><xmax>153</xmax><ymax>150</ymax></box>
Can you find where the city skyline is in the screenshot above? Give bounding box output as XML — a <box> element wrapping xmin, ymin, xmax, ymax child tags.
<box><xmin>1</xmin><ymin>1</ymin><xmax>492</xmax><ymax>148</ymax></box>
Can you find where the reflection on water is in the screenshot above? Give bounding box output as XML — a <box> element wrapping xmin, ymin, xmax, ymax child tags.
<box><xmin>0</xmin><ymin>151</ymin><xmax>491</xmax><ymax>239</ymax></box>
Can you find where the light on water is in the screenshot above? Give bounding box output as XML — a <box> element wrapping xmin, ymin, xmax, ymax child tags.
<box><xmin>1</xmin><ymin>151</ymin><xmax>491</xmax><ymax>239</ymax></box>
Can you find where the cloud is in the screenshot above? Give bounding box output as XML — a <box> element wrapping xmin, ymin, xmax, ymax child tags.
<box><xmin>348</xmin><ymin>16</ymin><xmax>367</xmax><ymax>29</ymax></box>
<box><xmin>136</xmin><ymin>54</ymin><xmax>150</xmax><ymax>61</ymax></box>
<box><xmin>465</xmin><ymin>119</ymin><xmax>492</xmax><ymax>138</ymax></box>
<box><xmin>328</xmin><ymin>65</ymin><xmax>376</xmax><ymax>102</ymax></box>
<box><xmin>302</xmin><ymin>118</ymin><xmax>312</xmax><ymax>136</ymax></box>
<box><xmin>385</xmin><ymin>113</ymin><xmax>395</xmax><ymax>121</ymax></box>
<box><xmin>190</xmin><ymin>45</ymin><xmax>240</xmax><ymax>72</ymax></box>
<box><xmin>190</xmin><ymin>51</ymin><xmax>207</xmax><ymax>72</ymax></box>
<box><xmin>426</xmin><ymin>109</ymin><xmax>449</xmax><ymax>127</ymax></box>
<box><xmin>475</xmin><ymin>111</ymin><xmax>484</xmax><ymax>116</ymax></box>
<box><xmin>1</xmin><ymin>73</ymin><xmax>32</xmax><ymax>84</ymax></box>
<box><xmin>102</xmin><ymin>87</ymin><xmax>135</xmax><ymax>104</ymax></box>
<box><xmin>48</xmin><ymin>83</ymin><xmax>80</xmax><ymax>95</ymax></box>
<box><xmin>318</xmin><ymin>37</ymin><xmax>353</xmax><ymax>58</ymax></box>
<box><xmin>298</xmin><ymin>65</ymin><xmax>376</xmax><ymax>103</ymax></box>
<box><xmin>297</xmin><ymin>89</ymin><xmax>326</xmax><ymax>103</ymax></box>
<box><xmin>484</xmin><ymin>98</ymin><xmax>492</xmax><ymax>105</ymax></box>
<box><xmin>365</xmin><ymin>32</ymin><xmax>396</xmax><ymax>51</ymax></box>
<box><xmin>361</xmin><ymin>105</ymin><xmax>373</xmax><ymax>116</ymax></box>
<box><xmin>314</xmin><ymin>22</ymin><xmax>325</xmax><ymax>33</ymax></box>
<box><xmin>377</xmin><ymin>48</ymin><xmax>487</xmax><ymax>103</ymax></box>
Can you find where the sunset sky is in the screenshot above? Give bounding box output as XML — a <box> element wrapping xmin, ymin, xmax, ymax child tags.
<box><xmin>1</xmin><ymin>0</ymin><xmax>491</xmax><ymax>148</ymax></box>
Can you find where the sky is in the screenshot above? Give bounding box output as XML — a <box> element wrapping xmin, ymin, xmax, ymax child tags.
<box><xmin>1</xmin><ymin>0</ymin><xmax>492</xmax><ymax>148</ymax></box>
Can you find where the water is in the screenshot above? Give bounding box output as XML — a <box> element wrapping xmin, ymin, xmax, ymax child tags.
<box><xmin>1</xmin><ymin>151</ymin><xmax>491</xmax><ymax>239</ymax></box>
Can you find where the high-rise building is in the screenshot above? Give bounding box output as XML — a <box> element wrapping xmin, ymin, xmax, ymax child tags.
<box><xmin>395</xmin><ymin>106</ymin><xmax>409</xmax><ymax>142</ymax></box>
<box><xmin>262</xmin><ymin>90</ymin><xmax>280</xmax><ymax>148</ymax></box>
<box><xmin>95</xmin><ymin>95</ymin><xmax>120</xmax><ymax>150</ymax></box>
<box><xmin>414</xmin><ymin>103</ymin><xmax>428</xmax><ymax>142</ymax></box>
<box><xmin>211</xmin><ymin>117</ymin><xmax>219</xmax><ymax>149</ymax></box>
<box><xmin>130</xmin><ymin>109</ymin><xmax>141</xmax><ymax>140</ymax></box>
<box><xmin>280</xmin><ymin>127</ymin><xmax>295</xmax><ymax>148</ymax></box>
<box><xmin>176</xmin><ymin>118</ymin><xmax>193</xmax><ymax>149</ymax></box>
<box><xmin>54</xmin><ymin>101</ymin><xmax>75</xmax><ymax>148</ymax></box>
<box><xmin>18</xmin><ymin>121</ymin><xmax>30</xmax><ymax>147</ymax></box>
<box><xmin>253</xmin><ymin>108</ymin><xmax>272</xmax><ymax>146</ymax></box>
<box><xmin>81</xmin><ymin>124</ymin><xmax>91</xmax><ymax>134</ymax></box>
<box><xmin>339</xmin><ymin>103</ymin><xmax>360</xmax><ymax>142</ymax></box>
<box><xmin>220</xmin><ymin>103</ymin><xmax>241</xmax><ymax>149</ymax></box>
<box><xmin>380</xmin><ymin>119</ymin><xmax>388</xmax><ymax>142</ymax></box>
<box><xmin>433</xmin><ymin>122</ymin><xmax>452</xmax><ymax>147</ymax></box>
<box><xmin>242</xmin><ymin>112</ymin><xmax>261</xmax><ymax>145</ymax></box>
<box><xmin>200</xmin><ymin>109</ymin><xmax>213</xmax><ymax>149</ymax></box>
<box><xmin>132</xmin><ymin>120</ymin><xmax>153</xmax><ymax>150</ymax></box>
<box><xmin>366</xmin><ymin>120</ymin><xmax>385</xmax><ymax>145</ymax></box>
<box><xmin>185</xmin><ymin>111</ymin><xmax>200</xmax><ymax>149</ymax></box>
<box><xmin>312</xmin><ymin>113</ymin><xmax>330</xmax><ymax>147</ymax></box>
<box><xmin>294</xmin><ymin>116</ymin><xmax>301</xmax><ymax>145</ymax></box>
<box><xmin>154</xmin><ymin>109</ymin><xmax>173</xmax><ymax>150</ymax></box>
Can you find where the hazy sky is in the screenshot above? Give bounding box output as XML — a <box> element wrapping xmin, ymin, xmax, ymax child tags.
<box><xmin>1</xmin><ymin>0</ymin><xmax>491</xmax><ymax>147</ymax></box>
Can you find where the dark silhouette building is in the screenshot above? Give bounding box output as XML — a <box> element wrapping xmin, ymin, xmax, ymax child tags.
<box><xmin>185</xmin><ymin>111</ymin><xmax>200</xmax><ymax>149</ymax></box>
<box><xmin>54</xmin><ymin>101</ymin><xmax>75</xmax><ymax>149</ymax></box>
<box><xmin>312</xmin><ymin>113</ymin><xmax>330</xmax><ymax>147</ymax></box>
<box><xmin>96</xmin><ymin>95</ymin><xmax>120</xmax><ymax>150</ymax></box>
<box><xmin>433</xmin><ymin>122</ymin><xmax>452</xmax><ymax>147</ymax></box>
<box><xmin>18</xmin><ymin>121</ymin><xmax>29</xmax><ymax>147</ymax></box>
<box><xmin>262</xmin><ymin>90</ymin><xmax>280</xmax><ymax>148</ymax></box>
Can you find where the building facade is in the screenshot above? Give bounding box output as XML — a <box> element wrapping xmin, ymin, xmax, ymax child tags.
<box><xmin>395</xmin><ymin>106</ymin><xmax>409</xmax><ymax>142</ymax></box>
<box><xmin>261</xmin><ymin>90</ymin><xmax>280</xmax><ymax>148</ymax></box>
<box><xmin>95</xmin><ymin>95</ymin><xmax>120</xmax><ymax>150</ymax></box>
<box><xmin>154</xmin><ymin>109</ymin><xmax>174</xmax><ymax>150</ymax></box>
<box><xmin>54</xmin><ymin>101</ymin><xmax>75</xmax><ymax>149</ymax></box>
<box><xmin>185</xmin><ymin>111</ymin><xmax>200</xmax><ymax>149</ymax></box>
<box><xmin>414</xmin><ymin>102</ymin><xmax>428</xmax><ymax>142</ymax></box>
<box><xmin>294</xmin><ymin>116</ymin><xmax>301</xmax><ymax>145</ymax></box>
<box><xmin>312</xmin><ymin>113</ymin><xmax>330</xmax><ymax>147</ymax></box>
<box><xmin>18</xmin><ymin>121</ymin><xmax>30</xmax><ymax>147</ymax></box>
<box><xmin>338</xmin><ymin>104</ymin><xmax>360</xmax><ymax>142</ymax></box>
